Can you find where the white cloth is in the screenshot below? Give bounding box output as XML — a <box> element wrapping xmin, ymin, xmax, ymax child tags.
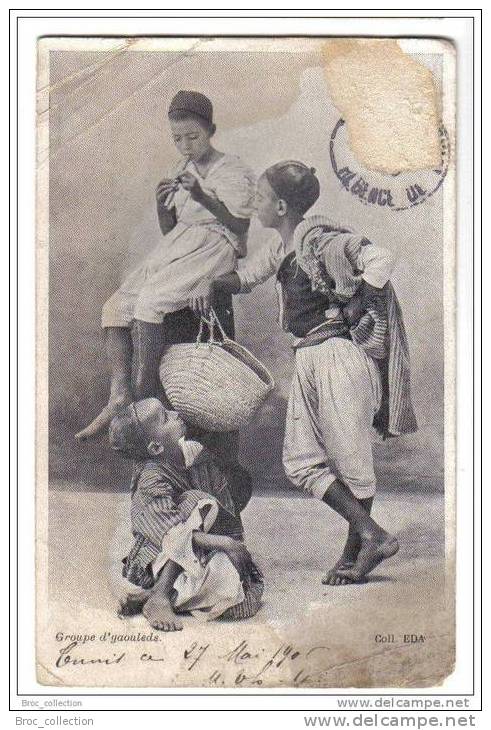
<box><xmin>152</xmin><ymin>498</ymin><xmax>245</xmax><ymax>622</ymax></box>
<box><xmin>237</xmin><ymin>233</ymin><xmax>285</xmax><ymax>291</ymax></box>
<box><xmin>102</xmin><ymin>154</ymin><xmax>255</xmax><ymax>327</ymax></box>
<box><xmin>282</xmin><ymin>338</ymin><xmax>382</xmax><ymax>500</ymax></box>
<box><xmin>178</xmin><ymin>436</ymin><xmax>205</xmax><ymax>468</ymax></box>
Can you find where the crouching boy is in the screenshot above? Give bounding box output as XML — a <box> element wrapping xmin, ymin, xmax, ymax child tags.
<box><xmin>109</xmin><ymin>397</ymin><xmax>263</xmax><ymax>631</ymax></box>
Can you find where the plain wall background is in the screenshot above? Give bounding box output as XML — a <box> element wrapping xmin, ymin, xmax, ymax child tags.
<box><xmin>47</xmin><ymin>46</ymin><xmax>445</xmax><ymax>493</ymax></box>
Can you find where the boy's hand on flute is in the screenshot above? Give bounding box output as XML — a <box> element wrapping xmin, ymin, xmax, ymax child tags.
<box><xmin>156</xmin><ymin>178</ymin><xmax>177</xmax><ymax>205</ymax></box>
<box><xmin>178</xmin><ymin>171</ymin><xmax>203</xmax><ymax>199</ymax></box>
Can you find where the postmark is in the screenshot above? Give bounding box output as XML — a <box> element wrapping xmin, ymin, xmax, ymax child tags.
<box><xmin>329</xmin><ymin>118</ymin><xmax>450</xmax><ymax>211</ymax></box>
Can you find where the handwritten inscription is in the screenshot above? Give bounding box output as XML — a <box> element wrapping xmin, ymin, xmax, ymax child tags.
<box><xmin>53</xmin><ymin>638</ymin><xmax>332</xmax><ymax>687</ymax></box>
<box><xmin>184</xmin><ymin>640</ymin><xmax>329</xmax><ymax>687</ymax></box>
<box><xmin>55</xmin><ymin>641</ymin><xmax>126</xmax><ymax>668</ymax></box>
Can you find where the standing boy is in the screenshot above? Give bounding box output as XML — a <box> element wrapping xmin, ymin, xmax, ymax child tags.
<box><xmin>192</xmin><ymin>161</ymin><xmax>417</xmax><ymax>584</ymax></box>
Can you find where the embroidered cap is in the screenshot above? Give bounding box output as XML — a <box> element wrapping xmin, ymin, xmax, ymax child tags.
<box><xmin>168</xmin><ymin>90</ymin><xmax>214</xmax><ymax>126</ymax></box>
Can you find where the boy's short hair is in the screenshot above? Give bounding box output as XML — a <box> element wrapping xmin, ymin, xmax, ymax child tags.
<box><xmin>265</xmin><ymin>160</ymin><xmax>320</xmax><ymax>215</ymax></box>
<box><xmin>109</xmin><ymin>410</ymin><xmax>148</xmax><ymax>461</ymax></box>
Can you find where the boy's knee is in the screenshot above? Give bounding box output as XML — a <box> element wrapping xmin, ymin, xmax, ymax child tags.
<box><xmin>283</xmin><ymin>456</ymin><xmax>337</xmax><ymax>500</ymax></box>
<box><xmin>133</xmin><ymin>296</ymin><xmax>163</xmax><ymax>326</ymax></box>
<box><xmin>179</xmin><ymin>489</ymin><xmax>217</xmax><ymax>511</ymax></box>
<box><xmin>339</xmin><ymin>477</ymin><xmax>376</xmax><ymax>500</ymax></box>
<box><xmin>102</xmin><ymin>294</ymin><xmax>132</xmax><ymax>328</ymax></box>
<box><xmin>101</xmin><ymin>297</ymin><xmax>116</xmax><ymax>326</ymax></box>
<box><xmin>179</xmin><ymin>489</ymin><xmax>202</xmax><ymax>505</ymax></box>
<box><xmin>282</xmin><ymin>456</ymin><xmax>308</xmax><ymax>491</ymax></box>
<box><xmin>334</xmin><ymin>455</ymin><xmax>376</xmax><ymax>499</ymax></box>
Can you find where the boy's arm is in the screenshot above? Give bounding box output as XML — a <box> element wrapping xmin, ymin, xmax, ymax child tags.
<box><xmin>189</xmin><ymin>244</ymin><xmax>278</xmax><ymax>317</ymax></box>
<box><xmin>192</xmin><ymin>532</ymin><xmax>252</xmax><ymax>580</ymax></box>
<box><xmin>179</xmin><ymin>171</ymin><xmax>250</xmax><ymax>238</ymax></box>
<box><xmin>157</xmin><ymin>202</ymin><xmax>177</xmax><ymax>236</ymax></box>
<box><xmin>194</xmin><ymin>191</ymin><xmax>250</xmax><ymax>238</ymax></box>
<box><xmin>189</xmin><ymin>272</ymin><xmax>241</xmax><ymax>317</ymax></box>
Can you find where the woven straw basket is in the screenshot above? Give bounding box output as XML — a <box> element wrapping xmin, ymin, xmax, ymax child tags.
<box><xmin>159</xmin><ymin>309</ymin><xmax>275</xmax><ymax>432</ymax></box>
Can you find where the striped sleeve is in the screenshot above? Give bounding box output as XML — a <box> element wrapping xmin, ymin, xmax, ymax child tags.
<box><xmin>130</xmin><ymin>462</ymin><xmax>192</xmax><ymax>547</ymax></box>
<box><xmin>219</xmin><ymin>563</ymin><xmax>264</xmax><ymax>620</ymax></box>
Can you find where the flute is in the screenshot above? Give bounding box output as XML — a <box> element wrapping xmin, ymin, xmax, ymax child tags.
<box><xmin>161</xmin><ymin>156</ymin><xmax>191</xmax><ymax>209</ymax></box>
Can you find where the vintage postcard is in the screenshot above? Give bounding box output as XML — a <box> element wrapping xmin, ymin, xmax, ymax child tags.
<box><xmin>36</xmin><ymin>35</ymin><xmax>456</xmax><ymax>688</ymax></box>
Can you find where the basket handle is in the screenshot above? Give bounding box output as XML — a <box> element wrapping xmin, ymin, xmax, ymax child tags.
<box><xmin>209</xmin><ymin>308</ymin><xmax>229</xmax><ymax>341</ymax></box>
<box><xmin>196</xmin><ymin>307</ymin><xmax>229</xmax><ymax>346</ymax></box>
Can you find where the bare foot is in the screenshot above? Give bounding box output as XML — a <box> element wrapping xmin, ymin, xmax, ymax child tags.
<box><xmin>322</xmin><ymin>497</ymin><xmax>374</xmax><ymax>586</ymax></box>
<box><xmin>322</xmin><ymin>533</ymin><xmax>361</xmax><ymax>586</ymax></box>
<box><xmin>322</xmin><ymin>559</ymin><xmax>358</xmax><ymax>586</ymax></box>
<box><xmin>337</xmin><ymin>534</ymin><xmax>399</xmax><ymax>582</ymax></box>
<box><xmin>118</xmin><ymin>591</ymin><xmax>150</xmax><ymax>617</ymax></box>
<box><xmin>75</xmin><ymin>395</ymin><xmax>131</xmax><ymax>441</ymax></box>
<box><xmin>322</xmin><ymin>561</ymin><xmax>368</xmax><ymax>586</ymax></box>
<box><xmin>142</xmin><ymin>594</ymin><xmax>183</xmax><ymax>632</ymax></box>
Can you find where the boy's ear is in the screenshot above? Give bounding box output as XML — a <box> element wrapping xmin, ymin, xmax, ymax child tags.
<box><xmin>277</xmin><ymin>198</ymin><xmax>288</xmax><ymax>217</ymax></box>
<box><xmin>147</xmin><ymin>441</ymin><xmax>165</xmax><ymax>456</ymax></box>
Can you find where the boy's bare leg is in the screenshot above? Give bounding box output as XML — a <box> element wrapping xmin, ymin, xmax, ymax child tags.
<box><xmin>322</xmin><ymin>480</ymin><xmax>399</xmax><ymax>582</ymax></box>
<box><xmin>142</xmin><ymin>560</ymin><xmax>183</xmax><ymax>632</ymax></box>
<box><xmin>75</xmin><ymin>327</ymin><xmax>133</xmax><ymax>441</ymax></box>
<box><xmin>132</xmin><ymin>319</ymin><xmax>169</xmax><ymax>403</ymax></box>
<box><xmin>322</xmin><ymin>497</ymin><xmax>373</xmax><ymax>586</ymax></box>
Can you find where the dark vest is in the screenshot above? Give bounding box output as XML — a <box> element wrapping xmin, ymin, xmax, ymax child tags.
<box><xmin>277</xmin><ymin>251</ymin><xmax>334</xmax><ymax>338</ymax></box>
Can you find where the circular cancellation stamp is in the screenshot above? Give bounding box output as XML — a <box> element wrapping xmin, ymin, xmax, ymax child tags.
<box><xmin>329</xmin><ymin>118</ymin><xmax>450</xmax><ymax>212</ymax></box>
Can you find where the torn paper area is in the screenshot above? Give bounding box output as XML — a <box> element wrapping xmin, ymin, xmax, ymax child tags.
<box><xmin>322</xmin><ymin>39</ymin><xmax>443</xmax><ymax>173</ymax></box>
